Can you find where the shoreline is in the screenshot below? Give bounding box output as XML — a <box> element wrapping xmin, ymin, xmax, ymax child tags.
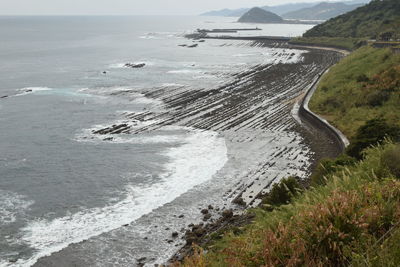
<box><xmin>32</xmin><ymin>40</ymin><xmax>347</xmax><ymax>267</ymax></box>
<box><xmin>168</xmin><ymin>40</ymin><xmax>350</xmax><ymax>265</ymax></box>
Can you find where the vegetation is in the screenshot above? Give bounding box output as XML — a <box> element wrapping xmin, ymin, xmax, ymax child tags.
<box><xmin>346</xmin><ymin>118</ymin><xmax>400</xmax><ymax>159</ymax></box>
<box><xmin>304</xmin><ymin>0</ymin><xmax>400</xmax><ymax>39</ymax></box>
<box><xmin>310</xmin><ymin>154</ymin><xmax>356</xmax><ymax>186</ymax></box>
<box><xmin>309</xmin><ymin>46</ymin><xmax>400</xmax><ymax>139</ymax></box>
<box><xmin>176</xmin><ymin>142</ymin><xmax>400</xmax><ymax>266</ymax></box>
<box><xmin>261</xmin><ymin>177</ymin><xmax>303</xmax><ymax>209</ymax></box>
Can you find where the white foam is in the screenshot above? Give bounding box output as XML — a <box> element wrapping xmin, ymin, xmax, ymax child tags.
<box><xmin>79</xmin><ymin>87</ymin><xmax>162</xmax><ymax>106</ymax></box>
<box><xmin>75</xmin><ymin>118</ymin><xmax>160</xmax><ymax>143</ymax></box>
<box><xmin>16</xmin><ymin>127</ymin><xmax>227</xmax><ymax>266</ymax></box>
<box><xmin>130</xmin><ymin>92</ymin><xmax>163</xmax><ymax>105</ymax></box>
<box><xmin>15</xmin><ymin>87</ymin><xmax>53</xmax><ymax>97</ymax></box>
<box><xmin>233</xmin><ymin>53</ymin><xmax>260</xmax><ymax>57</ymax></box>
<box><xmin>167</xmin><ymin>69</ymin><xmax>203</xmax><ymax>74</ymax></box>
<box><xmin>160</xmin><ymin>83</ymin><xmax>184</xmax><ymax>87</ymax></box>
<box><xmin>0</xmin><ymin>190</ymin><xmax>33</xmax><ymax>225</ymax></box>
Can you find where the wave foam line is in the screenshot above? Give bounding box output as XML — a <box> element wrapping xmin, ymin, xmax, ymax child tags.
<box><xmin>16</xmin><ymin>128</ymin><xmax>228</xmax><ymax>267</ymax></box>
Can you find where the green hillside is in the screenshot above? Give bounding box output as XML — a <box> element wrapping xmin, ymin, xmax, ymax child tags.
<box><xmin>304</xmin><ymin>0</ymin><xmax>400</xmax><ymax>38</ymax></box>
<box><xmin>309</xmin><ymin>46</ymin><xmax>400</xmax><ymax>139</ymax></box>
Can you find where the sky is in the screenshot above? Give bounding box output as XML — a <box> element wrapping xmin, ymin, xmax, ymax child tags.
<box><xmin>0</xmin><ymin>0</ymin><xmax>352</xmax><ymax>16</ymax></box>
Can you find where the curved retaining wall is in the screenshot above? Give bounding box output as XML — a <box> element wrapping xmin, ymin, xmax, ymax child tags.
<box><xmin>298</xmin><ymin>68</ymin><xmax>350</xmax><ymax>154</ymax></box>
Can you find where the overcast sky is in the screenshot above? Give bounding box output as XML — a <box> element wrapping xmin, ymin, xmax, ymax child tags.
<box><xmin>0</xmin><ymin>0</ymin><xmax>351</xmax><ymax>15</ymax></box>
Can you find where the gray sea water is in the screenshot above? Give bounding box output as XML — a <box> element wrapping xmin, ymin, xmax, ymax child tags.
<box><xmin>0</xmin><ymin>16</ymin><xmax>313</xmax><ymax>266</ymax></box>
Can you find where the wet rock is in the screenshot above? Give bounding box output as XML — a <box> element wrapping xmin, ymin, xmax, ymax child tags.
<box><xmin>124</xmin><ymin>63</ymin><xmax>145</xmax><ymax>68</ymax></box>
<box><xmin>203</xmin><ymin>213</ymin><xmax>212</xmax><ymax>221</ymax></box>
<box><xmin>93</xmin><ymin>123</ymin><xmax>129</xmax><ymax>135</ymax></box>
<box><xmin>165</xmin><ymin>227</ymin><xmax>170</xmax><ymax>231</ymax></box>
<box><xmin>137</xmin><ymin>257</ymin><xmax>147</xmax><ymax>266</ymax></box>
<box><xmin>167</xmin><ymin>240</ymin><xmax>174</xmax><ymax>244</ymax></box>
<box><xmin>172</xmin><ymin>232</ymin><xmax>179</xmax><ymax>238</ymax></box>
<box><xmin>208</xmin><ymin>205</ymin><xmax>214</xmax><ymax>210</ymax></box>
<box><xmin>187</xmin><ymin>44</ymin><xmax>198</xmax><ymax>48</ymax></box>
<box><xmin>178</xmin><ymin>214</ymin><xmax>184</xmax><ymax>218</ymax></box>
<box><xmin>222</xmin><ymin>209</ymin><xmax>234</xmax><ymax>219</ymax></box>
<box><xmin>123</xmin><ymin>224</ymin><xmax>129</xmax><ymax>227</ymax></box>
<box><xmin>233</xmin><ymin>197</ymin><xmax>246</xmax><ymax>206</ymax></box>
<box><xmin>103</xmin><ymin>137</ymin><xmax>114</xmax><ymax>141</ymax></box>
<box><xmin>193</xmin><ymin>227</ymin><xmax>206</xmax><ymax>237</ymax></box>
<box><xmin>201</xmin><ymin>209</ymin><xmax>209</xmax><ymax>215</ymax></box>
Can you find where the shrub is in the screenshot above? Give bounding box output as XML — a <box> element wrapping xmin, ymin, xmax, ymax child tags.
<box><xmin>262</xmin><ymin>177</ymin><xmax>303</xmax><ymax>208</ymax></box>
<box><xmin>311</xmin><ymin>154</ymin><xmax>357</xmax><ymax>186</ymax></box>
<box><xmin>223</xmin><ymin>180</ymin><xmax>400</xmax><ymax>267</ymax></box>
<box><xmin>356</xmin><ymin>74</ymin><xmax>369</xmax><ymax>83</ymax></box>
<box><xmin>366</xmin><ymin>90</ymin><xmax>391</xmax><ymax>107</ymax></box>
<box><xmin>381</xmin><ymin>144</ymin><xmax>400</xmax><ymax>178</ymax></box>
<box><xmin>346</xmin><ymin>118</ymin><xmax>400</xmax><ymax>159</ymax></box>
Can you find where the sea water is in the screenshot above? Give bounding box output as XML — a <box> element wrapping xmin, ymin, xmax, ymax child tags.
<box><xmin>0</xmin><ymin>16</ymin><xmax>313</xmax><ymax>266</ymax></box>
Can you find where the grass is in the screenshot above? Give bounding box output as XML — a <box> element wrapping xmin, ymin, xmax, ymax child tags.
<box><xmin>173</xmin><ymin>44</ymin><xmax>400</xmax><ymax>267</ymax></box>
<box><xmin>303</xmin><ymin>0</ymin><xmax>400</xmax><ymax>39</ymax></box>
<box><xmin>309</xmin><ymin>46</ymin><xmax>400</xmax><ymax>139</ymax></box>
<box><xmin>175</xmin><ymin>143</ymin><xmax>400</xmax><ymax>266</ymax></box>
<box><xmin>289</xmin><ymin>37</ymin><xmax>363</xmax><ymax>51</ymax></box>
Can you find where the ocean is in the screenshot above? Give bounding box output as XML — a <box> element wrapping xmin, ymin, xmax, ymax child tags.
<box><xmin>0</xmin><ymin>16</ymin><xmax>314</xmax><ymax>266</ymax></box>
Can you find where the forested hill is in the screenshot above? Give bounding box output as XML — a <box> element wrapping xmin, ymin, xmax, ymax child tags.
<box><xmin>304</xmin><ymin>0</ymin><xmax>400</xmax><ymax>38</ymax></box>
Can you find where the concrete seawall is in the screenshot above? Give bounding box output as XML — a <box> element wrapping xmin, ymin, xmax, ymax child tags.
<box><xmin>297</xmin><ymin>68</ymin><xmax>350</xmax><ymax>154</ymax></box>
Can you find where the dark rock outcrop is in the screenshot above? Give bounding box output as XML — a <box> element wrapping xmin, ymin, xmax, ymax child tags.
<box><xmin>124</xmin><ymin>63</ymin><xmax>145</xmax><ymax>69</ymax></box>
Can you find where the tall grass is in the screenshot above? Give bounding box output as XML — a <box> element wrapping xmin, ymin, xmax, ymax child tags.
<box><xmin>176</xmin><ymin>143</ymin><xmax>400</xmax><ymax>266</ymax></box>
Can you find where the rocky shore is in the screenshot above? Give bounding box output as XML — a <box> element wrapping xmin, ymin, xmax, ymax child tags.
<box><xmin>30</xmin><ymin>39</ymin><xmax>347</xmax><ymax>267</ymax></box>
<box><xmin>80</xmin><ymin>39</ymin><xmax>346</xmax><ymax>266</ymax></box>
<box><xmin>167</xmin><ymin>43</ymin><xmax>349</xmax><ymax>264</ymax></box>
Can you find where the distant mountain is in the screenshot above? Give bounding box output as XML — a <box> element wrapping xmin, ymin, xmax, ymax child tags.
<box><xmin>282</xmin><ymin>2</ymin><xmax>363</xmax><ymax>20</ymax></box>
<box><xmin>304</xmin><ymin>0</ymin><xmax>400</xmax><ymax>38</ymax></box>
<box><xmin>200</xmin><ymin>1</ymin><xmax>370</xmax><ymax>17</ymax></box>
<box><xmin>262</xmin><ymin>3</ymin><xmax>319</xmax><ymax>15</ymax></box>
<box><xmin>238</xmin><ymin>7</ymin><xmax>284</xmax><ymax>24</ymax></box>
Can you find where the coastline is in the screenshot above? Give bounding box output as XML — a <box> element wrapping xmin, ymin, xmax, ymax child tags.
<box><xmin>31</xmin><ymin>40</ymin><xmax>348</xmax><ymax>267</ymax></box>
<box><xmin>168</xmin><ymin>41</ymin><xmax>351</xmax><ymax>265</ymax></box>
